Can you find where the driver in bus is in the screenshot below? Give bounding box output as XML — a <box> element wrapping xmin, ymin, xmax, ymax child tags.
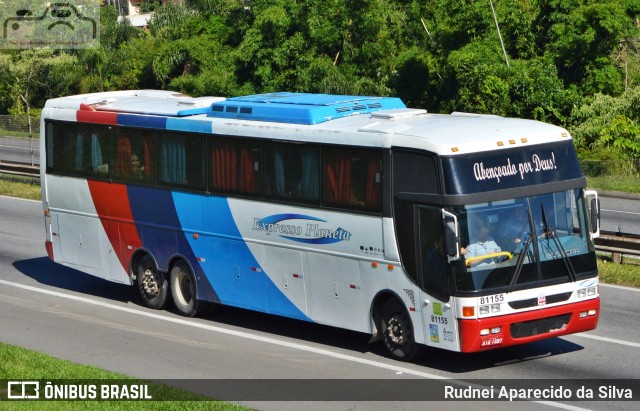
<box><xmin>461</xmin><ymin>222</ymin><xmax>502</xmax><ymax>267</ymax></box>
<box><xmin>498</xmin><ymin>206</ymin><xmax>529</xmax><ymax>249</ymax></box>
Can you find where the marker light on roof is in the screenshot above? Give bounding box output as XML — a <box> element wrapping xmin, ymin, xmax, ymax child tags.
<box><xmin>497</xmin><ymin>141</ymin><xmax>504</xmax><ymax>146</ymax></box>
<box><xmin>521</xmin><ymin>138</ymin><xmax>528</xmax><ymax>143</ymax></box>
<box><xmin>509</xmin><ymin>139</ymin><xmax>516</xmax><ymax>144</ymax></box>
<box><xmin>451</xmin><ymin>147</ymin><xmax>459</xmax><ymax>152</ymax></box>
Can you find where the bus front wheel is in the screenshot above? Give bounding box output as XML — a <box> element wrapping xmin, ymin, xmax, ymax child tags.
<box><xmin>379</xmin><ymin>299</ymin><xmax>422</xmax><ymax>362</ymax></box>
<box><xmin>170</xmin><ymin>261</ymin><xmax>208</xmax><ymax>317</ymax></box>
<box><xmin>136</xmin><ymin>255</ymin><xmax>168</xmax><ymax>309</ymax></box>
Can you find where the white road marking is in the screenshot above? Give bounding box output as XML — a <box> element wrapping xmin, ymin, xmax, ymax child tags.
<box><xmin>0</xmin><ymin>195</ymin><xmax>40</xmax><ymax>203</ymax></box>
<box><xmin>601</xmin><ymin>209</ymin><xmax>640</xmax><ymax>216</ymax></box>
<box><xmin>0</xmin><ymin>279</ymin><xmax>595</xmax><ymax>410</ymax></box>
<box><xmin>572</xmin><ymin>333</ymin><xmax>640</xmax><ymax>348</ymax></box>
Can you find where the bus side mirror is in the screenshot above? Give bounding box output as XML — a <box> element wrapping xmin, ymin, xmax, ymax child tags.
<box><xmin>585</xmin><ymin>190</ymin><xmax>600</xmax><ymax>238</ymax></box>
<box><xmin>442</xmin><ymin>210</ymin><xmax>461</xmax><ymax>261</ymax></box>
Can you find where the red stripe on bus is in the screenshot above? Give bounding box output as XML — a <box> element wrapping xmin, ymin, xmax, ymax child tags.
<box><xmin>87</xmin><ymin>181</ymin><xmax>142</xmax><ymax>274</ymax></box>
<box><xmin>76</xmin><ymin>110</ymin><xmax>118</xmax><ymax>125</ymax></box>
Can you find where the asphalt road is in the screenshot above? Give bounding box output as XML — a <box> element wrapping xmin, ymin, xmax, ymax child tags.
<box><xmin>0</xmin><ymin>196</ymin><xmax>639</xmax><ymax>411</ymax></box>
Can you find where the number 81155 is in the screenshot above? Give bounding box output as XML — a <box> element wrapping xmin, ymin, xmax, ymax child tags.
<box><xmin>479</xmin><ymin>294</ymin><xmax>505</xmax><ymax>305</ymax></box>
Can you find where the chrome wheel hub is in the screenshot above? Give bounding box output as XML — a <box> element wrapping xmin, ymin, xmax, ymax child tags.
<box><xmin>141</xmin><ymin>269</ymin><xmax>159</xmax><ymax>296</ymax></box>
<box><xmin>387</xmin><ymin>315</ymin><xmax>407</xmax><ymax>346</ymax></box>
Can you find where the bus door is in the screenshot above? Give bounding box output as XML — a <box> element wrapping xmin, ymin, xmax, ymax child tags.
<box><xmin>417</xmin><ymin>206</ymin><xmax>460</xmax><ymax>351</ymax></box>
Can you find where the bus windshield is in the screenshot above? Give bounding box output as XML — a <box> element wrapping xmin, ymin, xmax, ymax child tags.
<box><xmin>451</xmin><ymin>188</ymin><xmax>597</xmax><ymax>293</ymax></box>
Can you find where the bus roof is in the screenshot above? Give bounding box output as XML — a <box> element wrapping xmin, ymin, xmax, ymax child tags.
<box><xmin>43</xmin><ymin>90</ymin><xmax>573</xmax><ymax>155</ymax></box>
<box><xmin>208</xmin><ymin>92</ymin><xmax>406</xmax><ymax>124</ymax></box>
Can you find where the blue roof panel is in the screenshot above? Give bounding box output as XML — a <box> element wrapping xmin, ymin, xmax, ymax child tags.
<box><xmin>208</xmin><ymin>93</ymin><xmax>406</xmax><ymax>125</ymax></box>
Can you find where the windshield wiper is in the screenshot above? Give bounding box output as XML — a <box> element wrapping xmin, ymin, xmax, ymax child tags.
<box><xmin>507</xmin><ymin>232</ymin><xmax>532</xmax><ymax>293</ymax></box>
<box><xmin>540</xmin><ymin>204</ymin><xmax>577</xmax><ymax>282</ymax></box>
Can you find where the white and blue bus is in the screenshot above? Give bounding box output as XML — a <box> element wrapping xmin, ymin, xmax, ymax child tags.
<box><xmin>41</xmin><ymin>90</ymin><xmax>601</xmax><ymax>360</ymax></box>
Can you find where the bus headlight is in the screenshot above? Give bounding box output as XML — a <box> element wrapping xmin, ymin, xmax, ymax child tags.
<box><xmin>479</xmin><ymin>304</ymin><xmax>501</xmax><ymax>315</ymax></box>
<box><xmin>577</xmin><ymin>287</ymin><xmax>597</xmax><ymax>298</ymax></box>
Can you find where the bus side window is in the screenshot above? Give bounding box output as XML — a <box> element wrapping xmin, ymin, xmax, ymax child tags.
<box><xmin>323</xmin><ymin>147</ymin><xmax>382</xmax><ymax>211</ymax></box>
<box><xmin>210</xmin><ymin>138</ymin><xmax>261</xmax><ymax>195</ymax></box>
<box><xmin>264</xmin><ymin>143</ymin><xmax>319</xmax><ymax>202</ymax></box>
<box><xmin>159</xmin><ymin>133</ymin><xmax>205</xmax><ymax>189</ymax></box>
<box><xmin>66</xmin><ymin>124</ymin><xmax>110</xmax><ymax>177</ymax></box>
<box><xmin>113</xmin><ymin>129</ymin><xmax>156</xmax><ymax>183</ymax></box>
<box><xmin>46</xmin><ymin>121</ymin><xmax>68</xmax><ymax>174</ymax></box>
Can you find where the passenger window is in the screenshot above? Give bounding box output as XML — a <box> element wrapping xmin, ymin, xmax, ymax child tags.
<box><xmin>323</xmin><ymin>147</ymin><xmax>381</xmax><ymax>211</ymax></box>
<box><xmin>210</xmin><ymin>138</ymin><xmax>261</xmax><ymax>195</ymax></box>
<box><xmin>112</xmin><ymin>129</ymin><xmax>156</xmax><ymax>183</ymax></box>
<box><xmin>66</xmin><ymin>124</ymin><xmax>110</xmax><ymax>177</ymax></box>
<box><xmin>159</xmin><ymin>133</ymin><xmax>205</xmax><ymax>189</ymax></box>
<box><xmin>264</xmin><ymin>143</ymin><xmax>320</xmax><ymax>202</ymax></box>
<box><xmin>46</xmin><ymin>121</ymin><xmax>68</xmax><ymax>174</ymax></box>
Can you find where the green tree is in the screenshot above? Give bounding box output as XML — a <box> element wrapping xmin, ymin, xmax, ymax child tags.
<box><xmin>570</xmin><ymin>86</ymin><xmax>640</xmax><ymax>149</ymax></box>
<box><xmin>537</xmin><ymin>0</ymin><xmax>639</xmax><ymax>95</ymax></box>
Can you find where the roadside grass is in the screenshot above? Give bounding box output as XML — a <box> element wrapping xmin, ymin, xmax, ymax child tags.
<box><xmin>587</xmin><ymin>175</ymin><xmax>640</xmax><ymax>194</ymax></box>
<box><xmin>0</xmin><ymin>129</ymin><xmax>34</xmax><ymax>138</ymax></box>
<box><xmin>597</xmin><ymin>256</ymin><xmax>640</xmax><ymax>288</ymax></box>
<box><xmin>0</xmin><ymin>342</ymin><xmax>247</xmax><ymax>410</ymax></box>
<box><xmin>0</xmin><ymin>174</ymin><xmax>40</xmax><ymax>200</ymax></box>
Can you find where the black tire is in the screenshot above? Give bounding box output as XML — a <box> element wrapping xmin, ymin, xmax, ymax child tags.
<box><xmin>379</xmin><ymin>299</ymin><xmax>423</xmax><ymax>362</ymax></box>
<box><xmin>170</xmin><ymin>261</ymin><xmax>209</xmax><ymax>317</ymax></box>
<box><xmin>136</xmin><ymin>255</ymin><xmax>168</xmax><ymax>309</ymax></box>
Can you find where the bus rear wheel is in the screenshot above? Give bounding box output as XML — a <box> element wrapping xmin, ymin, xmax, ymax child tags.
<box><xmin>170</xmin><ymin>261</ymin><xmax>208</xmax><ymax>317</ymax></box>
<box><xmin>379</xmin><ymin>299</ymin><xmax>422</xmax><ymax>362</ymax></box>
<box><xmin>136</xmin><ymin>255</ymin><xmax>168</xmax><ymax>309</ymax></box>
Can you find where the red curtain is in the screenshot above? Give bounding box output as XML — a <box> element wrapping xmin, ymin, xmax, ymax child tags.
<box><xmin>212</xmin><ymin>144</ymin><xmax>237</xmax><ymax>190</ymax></box>
<box><xmin>115</xmin><ymin>136</ymin><xmax>132</xmax><ymax>175</ymax></box>
<box><xmin>212</xmin><ymin>143</ymin><xmax>257</xmax><ymax>192</ymax></box>
<box><xmin>324</xmin><ymin>152</ymin><xmax>351</xmax><ymax>204</ymax></box>
<box><xmin>238</xmin><ymin>146</ymin><xmax>255</xmax><ymax>192</ymax></box>
<box><xmin>143</xmin><ymin>139</ymin><xmax>152</xmax><ymax>177</ymax></box>
<box><xmin>365</xmin><ymin>159</ymin><xmax>381</xmax><ymax>209</ymax></box>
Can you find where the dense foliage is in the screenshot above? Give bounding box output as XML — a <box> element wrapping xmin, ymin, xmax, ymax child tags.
<box><xmin>1</xmin><ymin>0</ymin><xmax>639</xmax><ymax>174</ymax></box>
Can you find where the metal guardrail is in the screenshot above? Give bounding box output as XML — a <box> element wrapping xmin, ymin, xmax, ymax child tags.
<box><xmin>0</xmin><ymin>161</ymin><xmax>39</xmax><ymax>178</ymax></box>
<box><xmin>595</xmin><ymin>231</ymin><xmax>640</xmax><ymax>262</ymax></box>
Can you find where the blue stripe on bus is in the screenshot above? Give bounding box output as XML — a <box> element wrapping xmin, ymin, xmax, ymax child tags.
<box><xmin>118</xmin><ymin>114</ymin><xmax>168</xmax><ymax>129</ymax></box>
<box><xmin>171</xmin><ymin>192</ymin><xmax>310</xmax><ymax>321</ymax></box>
<box><xmin>166</xmin><ymin>118</ymin><xmax>212</xmax><ymax>134</ymax></box>
<box><xmin>126</xmin><ymin>186</ymin><xmax>218</xmax><ymax>303</ymax></box>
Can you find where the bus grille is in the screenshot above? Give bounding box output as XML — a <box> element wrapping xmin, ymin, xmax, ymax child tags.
<box><xmin>508</xmin><ymin>292</ymin><xmax>572</xmax><ymax>309</ymax></box>
<box><xmin>510</xmin><ymin>314</ymin><xmax>571</xmax><ymax>338</ymax></box>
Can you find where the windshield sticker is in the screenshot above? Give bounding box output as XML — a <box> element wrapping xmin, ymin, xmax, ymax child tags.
<box><xmin>473</xmin><ymin>152</ymin><xmax>557</xmax><ymax>184</ymax></box>
<box><xmin>252</xmin><ymin>213</ymin><xmax>352</xmax><ymax>245</ymax></box>
<box><xmin>442</xmin><ymin>141</ymin><xmax>582</xmax><ymax>194</ymax></box>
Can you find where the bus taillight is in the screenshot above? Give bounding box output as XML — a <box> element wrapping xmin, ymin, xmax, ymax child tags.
<box><xmin>45</xmin><ymin>240</ymin><xmax>54</xmax><ymax>260</ymax></box>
